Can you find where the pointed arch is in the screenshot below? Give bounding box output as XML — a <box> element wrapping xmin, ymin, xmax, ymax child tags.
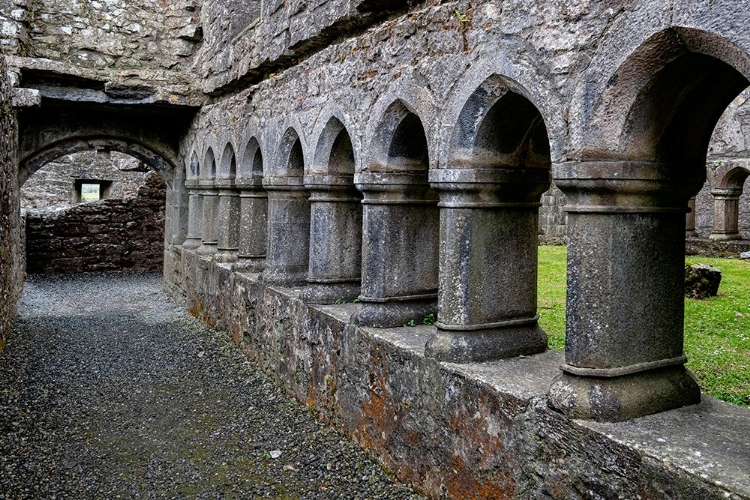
<box><xmin>218</xmin><ymin>142</ymin><xmax>237</xmax><ymax>180</ymax></box>
<box><xmin>311</xmin><ymin>116</ymin><xmax>356</xmax><ymax>176</ymax></box>
<box><xmin>203</xmin><ymin>147</ymin><xmax>216</xmax><ymax>179</ymax></box>
<box><xmin>450</xmin><ymin>74</ymin><xmax>551</xmax><ymax>170</ymax></box>
<box><xmin>368</xmin><ymin>99</ymin><xmax>429</xmax><ymax>173</ymax></box>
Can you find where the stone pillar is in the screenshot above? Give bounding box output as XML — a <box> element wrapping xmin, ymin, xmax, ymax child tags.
<box><xmin>214</xmin><ymin>179</ymin><xmax>240</xmax><ymax>263</ymax></box>
<box><xmin>182</xmin><ymin>179</ymin><xmax>203</xmax><ymax>250</ymax></box>
<box><xmin>234</xmin><ymin>176</ymin><xmax>267</xmax><ymax>272</ymax></box>
<box><xmin>196</xmin><ymin>180</ymin><xmax>219</xmax><ymax>256</ymax></box>
<box><xmin>260</xmin><ymin>176</ymin><xmax>310</xmax><ymax>286</ymax></box>
<box><xmin>547</xmin><ymin>161</ymin><xmax>701</xmax><ymax>422</ymax></box>
<box><xmin>301</xmin><ymin>174</ymin><xmax>363</xmax><ymax>304</ymax></box>
<box><xmin>685</xmin><ymin>196</ymin><xmax>697</xmax><ymax>238</ymax></box>
<box><xmin>425</xmin><ymin>168</ymin><xmax>550</xmax><ymax>362</ymax></box>
<box><xmin>709</xmin><ymin>187</ymin><xmax>742</xmax><ymax>241</ymax></box>
<box><xmin>351</xmin><ymin>172</ymin><xmax>439</xmax><ymax>328</ymax></box>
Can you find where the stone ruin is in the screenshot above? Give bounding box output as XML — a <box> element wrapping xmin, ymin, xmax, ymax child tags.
<box><xmin>20</xmin><ymin>150</ymin><xmax>167</xmax><ymax>273</ymax></box>
<box><xmin>0</xmin><ymin>0</ymin><xmax>749</xmax><ymax>498</ymax></box>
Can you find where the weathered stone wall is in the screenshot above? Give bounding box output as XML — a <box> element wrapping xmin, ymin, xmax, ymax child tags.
<box><xmin>199</xmin><ymin>0</ymin><xmax>406</xmax><ymax>94</ymax></box>
<box><xmin>163</xmin><ymin>251</ymin><xmax>750</xmax><ymax>500</ymax></box>
<box><xmin>538</xmin><ymin>185</ymin><xmax>567</xmax><ymax>245</ymax></box>
<box><xmin>25</xmin><ymin>171</ymin><xmax>166</xmax><ymax>274</ymax></box>
<box><xmin>21</xmin><ymin>150</ymin><xmax>149</xmax><ymax>209</ymax></box>
<box><xmin>0</xmin><ymin>0</ymin><xmax>29</xmax><ymax>58</ymax></box>
<box><xmin>0</xmin><ymin>52</ymin><xmax>21</xmax><ymax>353</ymax></box>
<box><xmin>24</xmin><ymin>0</ymin><xmax>201</xmax><ymax>73</ymax></box>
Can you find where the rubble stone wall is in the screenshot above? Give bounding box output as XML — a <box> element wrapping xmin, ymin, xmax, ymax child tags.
<box><xmin>21</xmin><ymin>150</ymin><xmax>148</xmax><ymax>209</ymax></box>
<box><xmin>0</xmin><ymin>52</ymin><xmax>21</xmax><ymax>353</ymax></box>
<box><xmin>23</xmin><ymin>0</ymin><xmax>201</xmax><ymax>74</ymax></box>
<box><xmin>24</xmin><ymin>171</ymin><xmax>166</xmax><ymax>274</ymax></box>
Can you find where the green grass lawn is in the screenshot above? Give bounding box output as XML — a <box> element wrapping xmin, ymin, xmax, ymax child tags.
<box><xmin>537</xmin><ymin>246</ymin><xmax>750</xmax><ymax>407</ymax></box>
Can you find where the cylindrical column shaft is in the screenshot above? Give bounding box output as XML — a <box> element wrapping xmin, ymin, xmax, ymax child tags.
<box><xmin>261</xmin><ymin>176</ymin><xmax>310</xmax><ymax>286</ymax></box>
<box><xmin>235</xmin><ymin>180</ymin><xmax>268</xmax><ymax>272</ymax></box>
<box><xmin>710</xmin><ymin>188</ymin><xmax>742</xmax><ymax>240</ymax></box>
<box><xmin>547</xmin><ymin>161</ymin><xmax>702</xmax><ymax>422</ymax></box>
<box><xmin>686</xmin><ymin>196</ymin><xmax>697</xmax><ymax>237</ymax></box>
<box><xmin>196</xmin><ymin>181</ymin><xmax>219</xmax><ymax>256</ymax></box>
<box><xmin>425</xmin><ymin>168</ymin><xmax>550</xmax><ymax>362</ymax></box>
<box><xmin>352</xmin><ymin>172</ymin><xmax>439</xmax><ymax>328</ymax></box>
<box><xmin>302</xmin><ymin>174</ymin><xmax>362</xmax><ymax>304</ymax></box>
<box><xmin>215</xmin><ymin>182</ymin><xmax>240</xmax><ymax>263</ymax></box>
<box><xmin>182</xmin><ymin>180</ymin><xmax>203</xmax><ymax>250</ymax></box>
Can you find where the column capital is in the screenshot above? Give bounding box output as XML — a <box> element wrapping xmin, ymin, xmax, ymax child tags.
<box><xmin>354</xmin><ymin>172</ymin><xmax>435</xmax><ymax>205</ymax></box>
<box><xmin>553</xmin><ymin>160</ymin><xmax>702</xmax><ymax>213</ymax></box>
<box><xmin>263</xmin><ymin>175</ymin><xmax>306</xmax><ymax>191</ymax></box>
<box><xmin>429</xmin><ymin>167</ymin><xmax>550</xmax><ymax>207</ymax></box>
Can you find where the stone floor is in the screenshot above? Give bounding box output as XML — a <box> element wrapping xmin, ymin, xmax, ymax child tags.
<box><xmin>0</xmin><ymin>272</ymin><xmax>422</xmax><ymax>499</ymax></box>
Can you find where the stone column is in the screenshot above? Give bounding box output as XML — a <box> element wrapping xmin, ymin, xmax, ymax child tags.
<box><xmin>182</xmin><ymin>178</ymin><xmax>203</xmax><ymax>250</ymax></box>
<box><xmin>351</xmin><ymin>172</ymin><xmax>439</xmax><ymax>328</ymax></box>
<box><xmin>301</xmin><ymin>174</ymin><xmax>362</xmax><ymax>304</ymax></box>
<box><xmin>260</xmin><ymin>176</ymin><xmax>310</xmax><ymax>286</ymax></box>
<box><xmin>234</xmin><ymin>176</ymin><xmax>267</xmax><ymax>272</ymax></box>
<box><xmin>214</xmin><ymin>179</ymin><xmax>240</xmax><ymax>263</ymax></box>
<box><xmin>547</xmin><ymin>161</ymin><xmax>701</xmax><ymax>422</ymax></box>
<box><xmin>686</xmin><ymin>196</ymin><xmax>697</xmax><ymax>238</ymax></box>
<box><xmin>196</xmin><ymin>179</ymin><xmax>219</xmax><ymax>256</ymax></box>
<box><xmin>709</xmin><ymin>187</ymin><xmax>742</xmax><ymax>241</ymax></box>
<box><xmin>425</xmin><ymin>168</ymin><xmax>550</xmax><ymax>362</ymax></box>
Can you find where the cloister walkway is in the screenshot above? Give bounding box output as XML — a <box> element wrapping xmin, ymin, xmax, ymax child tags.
<box><xmin>0</xmin><ymin>272</ymin><xmax>421</xmax><ymax>499</ymax></box>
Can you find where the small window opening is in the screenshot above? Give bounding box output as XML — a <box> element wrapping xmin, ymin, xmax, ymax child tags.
<box><xmin>74</xmin><ymin>179</ymin><xmax>113</xmax><ymax>203</ymax></box>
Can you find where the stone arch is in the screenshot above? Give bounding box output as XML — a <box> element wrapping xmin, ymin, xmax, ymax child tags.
<box><xmin>437</xmin><ymin>50</ymin><xmax>567</xmax><ymax>167</ymax></box>
<box><xmin>234</xmin><ymin>135</ymin><xmax>268</xmax><ymax>271</ymax></box>
<box><xmin>548</xmin><ymin>27</ymin><xmax>750</xmax><ymax>421</ymax></box>
<box><xmin>709</xmin><ymin>165</ymin><xmax>750</xmax><ymax>241</ymax></box>
<box><xmin>275</xmin><ymin>126</ymin><xmax>305</xmax><ymax>177</ymax></box>
<box><xmin>188</xmin><ymin>151</ymin><xmax>200</xmax><ymax>179</ymax></box>
<box><xmin>581</xmin><ymin>27</ymin><xmax>750</xmax><ymax>165</ymax></box>
<box><xmin>261</xmin><ymin>124</ymin><xmax>310</xmax><ymax>286</ymax></box>
<box><xmin>303</xmin><ymin>115</ymin><xmax>363</xmax><ymax>304</ymax></box>
<box><xmin>310</xmin><ymin>115</ymin><xmax>357</xmax><ymax>175</ymax></box>
<box><xmin>309</xmin><ymin>107</ymin><xmax>362</xmax><ymax>174</ymax></box>
<box><xmin>448</xmin><ymin>74</ymin><xmax>551</xmax><ymax>170</ymax></box>
<box><xmin>239</xmin><ymin>136</ymin><xmax>264</xmax><ymax>180</ymax></box>
<box><xmin>367</xmin><ymin>99</ymin><xmax>429</xmax><ymax>173</ymax></box>
<box><xmin>425</xmin><ymin>74</ymin><xmax>552</xmax><ymax>362</ymax></box>
<box><xmin>718</xmin><ymin>165</ymin><xmax>750</xmax><ymax>189</ymax></box>
<box><xmin>353</xmin><ymin>95</ymin><xmax>439</xmax><ymax>328</ymax></box>
<box><xmin>363</xmin><ymin>81</ymin><xmax>437</xmax><ymax>173</ymax></box>
<box><xmin>19</xmin><ymin>136</ymin><xmax>178</xmax><ymax>188</ymax></box>
<box><xmin>202</xmin><ymin>147</ymin><xmax>217</xmax><ymax>179</ymax></box>
<box><xmin>218</xmin><ymin>142</ymin><xmax>237</xmax><ymax>180</ymax></box>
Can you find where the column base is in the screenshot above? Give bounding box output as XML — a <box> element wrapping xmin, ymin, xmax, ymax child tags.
<box><xmin>260</xmin><ymin>267</ymin><xmax>309</xmax><ymax>287</ymax></box>
<box><xmin>351</xmin><ymin>298</ymin><xmax>436</xmax><ymax>328</ymax></box>
<box><xmin>196</xmin><ymin>242</ymin><xmax>218</xmax><ymax>256</ymax></box>
<box><xmin>547</xmin><ymin>365</ymin><xmax>701</xmax><ymax>422</ymax></box>
<box><xmin>182</xmin><ymin>237</ymin><xmax>202</xmax><ymax>250</ymax></box>
<box><xmin>301</xmin><ymin>282</ymin><xmax>361</xmax><ymax>305</ymax></box>
<box><xmin>425</xmin><ymin>321</ymin><xmax>547</xmax><ymax>363</ymax></box>
<box><xmin>233</xmin><ymin>256</ymin><xmax>265</xmax><ymax>273</ymax></box>
<box><xmin>214</xmin><ymin>248</ymin><xmax>239</xmax><ymax>263</ymax></box>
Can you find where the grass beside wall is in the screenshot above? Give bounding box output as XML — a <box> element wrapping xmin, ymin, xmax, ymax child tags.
<box><xmin>537</xmin><ymin>246</ymin><xmax>750</xmax><ymax>408</ymax></box>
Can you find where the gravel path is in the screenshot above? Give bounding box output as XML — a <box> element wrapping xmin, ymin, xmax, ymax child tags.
<box><xmin>0</xmin><ymin>272</ymin><xmax>423</xmax><ymax>499</ymax></box>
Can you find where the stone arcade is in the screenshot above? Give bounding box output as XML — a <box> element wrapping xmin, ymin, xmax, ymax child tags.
<box><xmin>1</xmin><ymin>0</ymin><xmax>750</xmax><ymax>498</ymax></box>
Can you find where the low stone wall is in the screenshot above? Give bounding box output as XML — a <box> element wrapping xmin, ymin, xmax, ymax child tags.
<box><xmin>25</xmin><ymin>171</ymin><xmax>166</xmax><ymax>274</ymax></box>
<box><xmin>164</xmin><ymin>247</ymin><xmax>750</xmax><ymax>500</ymax></box>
